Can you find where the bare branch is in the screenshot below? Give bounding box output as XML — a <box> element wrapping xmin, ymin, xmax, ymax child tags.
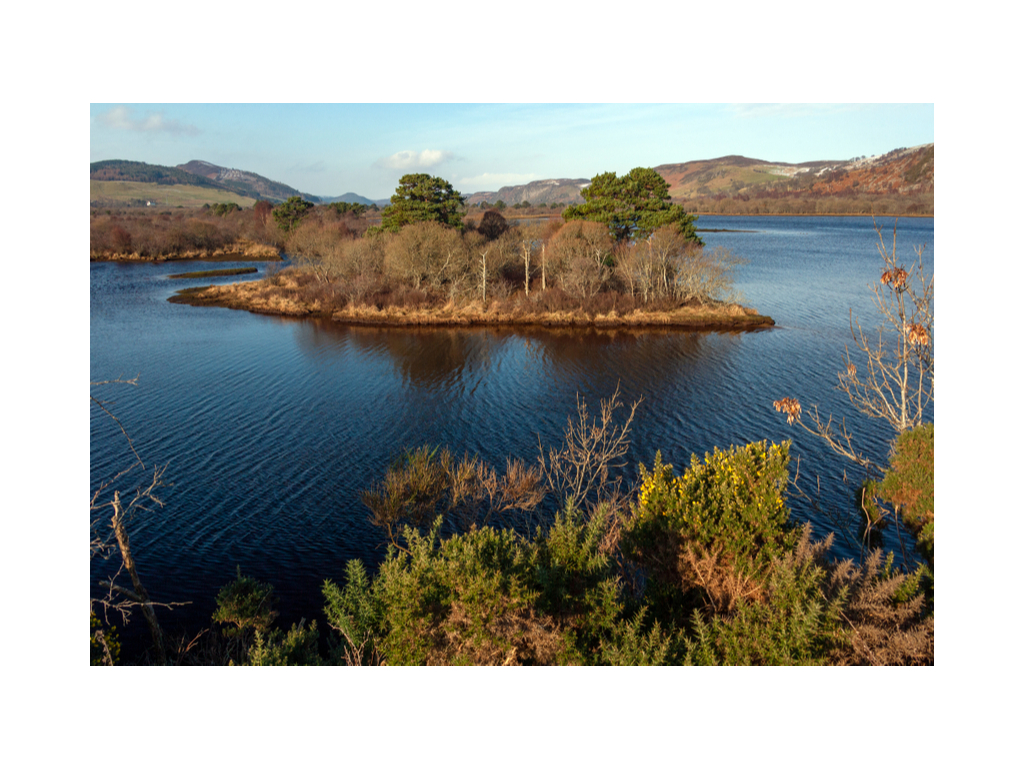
<box><xmin>538</xmin><ymin>384</ymin><xmax>642</xmax><ymax>511</ymax></box>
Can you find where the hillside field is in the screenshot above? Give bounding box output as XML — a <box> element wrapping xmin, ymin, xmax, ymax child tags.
<box><xmin>90</xmin><ymin>180</ymin><xmax>256</xmax><ymax>208</ymax></box>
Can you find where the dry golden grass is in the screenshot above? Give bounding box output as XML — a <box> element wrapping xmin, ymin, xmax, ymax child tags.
<box><xmin>170</xmin><ymin>274</ymin><xmax>775</xmax><ymax>330</ymax></box>
<box><xmin>92</xmin><ymin>238</ymin><xmax>281</xmax><ymax>263</ymax></box>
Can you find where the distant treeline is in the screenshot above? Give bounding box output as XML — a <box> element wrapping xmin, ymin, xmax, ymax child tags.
<box><xmin>684</xmin><ymin>191</ymin><xmax>933</xmax><ymax>217</ymax></box>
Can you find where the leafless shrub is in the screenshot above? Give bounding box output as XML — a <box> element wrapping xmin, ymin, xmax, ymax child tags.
<box><xmin>426</xmin><ymin>600</ymin><xmax>567</xmax><ymax>666</ymax></box>
<box><xmin>538</xmin><ymin>385</ymin><xmax>642</xmax><ymax>510</ymax></box>
<box><xmin>547</xmin><ymin>220</ymin><xmax>614</xmax><ymax>299</ymax></box>
<box><xmin>362</xmin><ymin>447</ymin><xmax>547</xmax><ymax>547</ymax></box>
<box><xmin>823</xmin><ymin>548</ymin><xmax>934</xmax><ymax>665</ymax></box>
<box><xmin>678</xmin><ymin>542</ymin><xmax>765</xmax><ymax>614</ymax></box>
<box><xmin>774</xmin><ymin>219</ymin><xmax>934</xmax><ymax>548</ymax></box>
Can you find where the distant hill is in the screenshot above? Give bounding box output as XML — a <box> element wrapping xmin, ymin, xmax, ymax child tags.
<box><xmin>656</xmin><ymin>144</ymin><xmax>934</xmax><ymax>211</ymax></box>
<box><xmin>91</xmin><ymin>160</ymin><xmax>226</xmax><ymax>189</ymax></box>
<box><xmin>90</xmin><ymin>159</ymin><xmax>320</xmax><ymax>205</ymax></box>
<box><xmin>320</xmin><ymin>192</ymin><xmax>378</xmax><ymax>207</ymax></box>
<box><xmin>464</xmin><ymin>178</ymin><xmax>590</xmax><ymax>207</ymax></box>
<box><xmin>91</xmin><ymin>144</ymin><xmax>933</xmax><ymax>215</ymax></box>
<box><xmin>177</xmin><ymin>160</ymin><xmax>320</xmax><ymax>203</ymax></box>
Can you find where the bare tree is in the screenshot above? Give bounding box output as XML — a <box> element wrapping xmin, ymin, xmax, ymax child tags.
<box><xmin>774</xmin><ymin>219</ymin><xmax>933</xmax><ymax>473</ymax></box>
<box><xmin>286</xmin><ymin>210</ymin><xmax>365</xmax><ymax>285</ymax></box>
<box><xmin>773</xmin><ymin>219</ymin><xmax>934</xmax><ymax>552</ymax></box>
<box><xmin>548</xmin><ymin>221</ymin><xmax>614</xmax><ymax>300</ymax></box>
<box><xmin>91</xmin><ymin>378</ymin><xmax>187</xmax><ymax>664</ymax></box>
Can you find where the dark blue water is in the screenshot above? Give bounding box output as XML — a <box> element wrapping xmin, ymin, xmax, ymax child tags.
<box><xmin>90</xmin><ymin>215</ymin><xmax>934</xmax><ymax>650</ymax></box>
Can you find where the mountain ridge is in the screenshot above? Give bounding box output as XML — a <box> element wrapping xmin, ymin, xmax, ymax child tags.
<box><xmin>90</xmin><ymin>144</ymin><xmax>933</xmax><ymax>212</ymax></box>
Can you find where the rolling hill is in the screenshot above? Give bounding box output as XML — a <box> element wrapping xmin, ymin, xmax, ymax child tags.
<box><xmin>463</xmin><ymin>178</ymin><xmax>591</xmax><ymax>207</ymax></box>
<box><xmin>90</xmin><ymin>144</ymin><xmax>933</xmax><ymax>214</ymax></box>
<box><xmin>656</xmin><ymin>144</ymin><xmax>934</xmax><ymax>199</ymax></box>
<box><xmin>176</xmin><ymin>160</ymin><xmax>320</xmax><ymax>204</ymax></box>
<box><xmin>90</xmin><ymin>159</ymin><xmax>320</xmax><ymax>206</ymax></box>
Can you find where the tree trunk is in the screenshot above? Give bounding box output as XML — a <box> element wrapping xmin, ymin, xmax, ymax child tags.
<box><xmin>111</xmin><ymin>492</ymin><xmax>167</xmax><ymax>665</ymax></box>
<box><xmin>541</xmin><ymin>243</ymin><xmax>546</xmax><ymax>291</ymax></box>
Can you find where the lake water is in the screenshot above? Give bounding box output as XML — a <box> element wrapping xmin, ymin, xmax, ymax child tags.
<box><xmin>90</xmin><ymin>215</ymin><xmax>934</xmax><ymax>652</ymax></box>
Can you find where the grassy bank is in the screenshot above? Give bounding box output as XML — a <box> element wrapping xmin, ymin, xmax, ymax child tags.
<box><xmin>168</xmin><ymin>267</ymin><xmax>259</xmax><ymax>279</ymax></box>
<box><xmin>169</xmin><ymin>274</ymin><xmax>775</xmax><ymax>331</ymax></box>
<box><xmin>91</xmin><ymin>239</ymin><xmax>281</xmax><ymax>262</ymax></box>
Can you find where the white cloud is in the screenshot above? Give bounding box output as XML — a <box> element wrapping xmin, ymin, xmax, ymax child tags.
<box><xmin>457</xmin><ymin>172</ymin><xmax>538</xmax><ymax>190</ymax></box>
<box><xmin>97</xmin><ymin>106</ymin><xmax>200</xmax><ymax>136</ymax></box>
<box><xmin>375</xmin><ymin>149</ymin><xmax>453</xmax><ymax>170</ymax></box>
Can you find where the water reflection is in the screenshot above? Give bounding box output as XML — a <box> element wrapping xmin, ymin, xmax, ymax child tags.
<box><xmin>288</xmin><ymin>319</ymin><xmax>748</xmax><ymax>400</ymax></box>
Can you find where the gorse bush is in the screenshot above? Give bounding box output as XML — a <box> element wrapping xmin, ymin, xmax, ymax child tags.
<box><xmin>630</xmin><ymin>441</ymin><xmax>796</xmax><ymax>577</ymax></box>
<box><xmin>325</xmin><ymin>518</ymin><xmax>570</xmax><ymax>665</ymax></box>
<box><xmin>107</xmin><ymin>389</ymin><xmax>931</xmax><ymax>665</ymax></box>
<box><xmin>321</xmin><ymin>506</ymin><xmax>676</xmax><ymax>666</ymax></box>
<box><xmin>212</xmin><ymin>566</ymin><xmax>278</xmax><ymax>635</ymax></box>
<box><xmin>247</xmin><ymin>621</ymin><xmax>322</xmax><ymax>666</ymax></box>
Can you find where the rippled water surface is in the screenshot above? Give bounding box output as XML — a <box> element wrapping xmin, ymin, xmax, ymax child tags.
<box><xmin>90</xmin><ymin>215</ymin><xmax>934</xmax><ymax>647</ymax></box>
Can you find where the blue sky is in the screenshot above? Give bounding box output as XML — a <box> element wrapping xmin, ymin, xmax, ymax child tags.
<box><xmin>89</xmin><ymin>103</ymin><xmax>933</xmax><ymax>201</ymax></box>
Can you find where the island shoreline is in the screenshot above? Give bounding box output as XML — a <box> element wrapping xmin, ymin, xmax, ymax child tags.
<box><xmin>168</xmin><ymin>281</ymin><xmax>775</xmax><ymax>332</ymax></box>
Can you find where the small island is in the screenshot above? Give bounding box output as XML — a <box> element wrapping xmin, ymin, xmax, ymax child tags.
<box><xmin>169</xmin><ymin>277</ymin><xmax>774</xmax><ymax>331</ymax></box>
<box><xmin>165</xmin><ymin>170</ymin><xmax>773</xmax><ymax>332</ymax></box>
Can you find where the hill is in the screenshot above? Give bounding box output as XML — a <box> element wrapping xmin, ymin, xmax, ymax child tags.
<box><xmin>464</xmin><ymin>178</ymin><xmax>590</xmax><ymax>207</ymax></box>
<box><xmin>90</xmin><ymin>144</ymin><xmax>933</xmax><ymax>215</ymax></box>
<box><xmin>177</xmin><ymin>160</ymin><xmax>320</xmax><ymax>203</ymax></box>
<box><xmin>320</xmin><ymin>192</ymin><xmax>378</xmax><ymax>206</ymax></box>
<box><xmin>90</xmin><ymin>159</ymin><xmax>321</xmax><ymax>206</ymax></box>
<box><xmin>91</xmin><ymin>160</ymin><xmax>226</xmax><ymax>189</ymax></box>
<box><xmin>656</xmin><ymin>144</ymin><xmax>933</xmax><ymax>215</ymax></box>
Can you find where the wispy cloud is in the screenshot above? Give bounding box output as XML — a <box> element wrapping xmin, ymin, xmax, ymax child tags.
<box><xmin>728</xmin><ymin>103</ymin><xmax>861</xmax><ymax>119</ymax></box>
<box><xmin>375</xmin><ymin>149</ymin><xmax>453</xmax><ymax>170</ymax></box>
<box><xmin>97</xmin><ymin>105</ymin><xmax>200</xmax><ymax>136</ymax></box>
<box><xmin>457</xmin><ymin>172</ymin><xmax>537</xmax><ymax>190</ymax></box>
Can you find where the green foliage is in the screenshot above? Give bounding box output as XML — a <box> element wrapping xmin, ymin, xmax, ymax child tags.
<box><xmin>630</xmin><ymin>441</ymin><xmax>796</xmax><ymax>577</ymax></box>
<box><xmin>272</xmin><ymin>195</ymin><xmax>314</xmax><ymax>232</ymax></box>
<box><xmin>352</xmin><ymin>519</ymin><xmax>564</xmax><ymax>665</ymax></box>
<box><xmin>532</xmin><ymin>505</ymin><xmax>623</xmax><ymax>656</ymax></box>
<box><xmin>327</xmin><ymin>201</ymin><xmax>368</xmax><ymax>216</ymax></box>
<box><xmin>212</xmin><ymin>566</ymin><xmax>278</xmax><ymax>635</ymax></box>
<box><xmin>478</xmin><ymin>210</ymin><xmax>509</xmax><ymax>240</ymax></box>
<box><xmin>371</xmin><ymin>174</ymin><xmax>465</xmax><ymax>234</ymax></box>
<box><xmin>247</xmin><ymin>621</ymin><xmax>322</xmax><ymax>666</ymax></box>
<box><xmin>679</xmin><ymin>528</ymin><xmax>839</xmax><ymax>665</ymax></box>
<box><xmin>212</xmin><ymin>202</ymin><xmax>241</xmax><ymax>217</ymax></box>
<box><xmin>563</xmin><ymin>167</ymin><xmax>703</xmax><ymax>245</ymax></box>
<box><xmin>876</xmin><ymin>423</ymin><xmax>934</xmax><ymax>569</ymax></box>
<box><xmin>90</xmin><ymin>610</ymin><xmax>121</xmax><ymax>666</ymax></box>
<box><xmin>598</xmin><ymin>607</ymin><xmax>676</xmax><ymax>666</ymax></box>
<box><xmin>322</xmin><ymin>506</ymin><xmax>638</xmax><ymax>665</ymax></box>
<box><xmin>322</xmin><ymin>560</ymin><xmax>383</xmax><ymax>664</ymax></box>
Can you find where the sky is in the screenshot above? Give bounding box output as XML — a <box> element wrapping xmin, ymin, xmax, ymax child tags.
<box><xmin>89</xmin><ymin>103</ymin><xmax>934</xmax><ymax>201</ymax></box>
